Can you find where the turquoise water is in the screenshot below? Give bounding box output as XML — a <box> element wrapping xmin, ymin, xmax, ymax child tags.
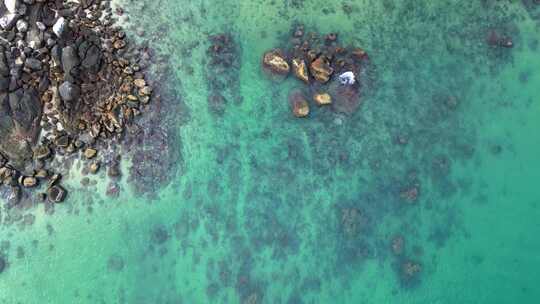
<box><xmin>1</xmin><ymin>1</ymin><xmax>540</xmax><ymax>303</ymax></box>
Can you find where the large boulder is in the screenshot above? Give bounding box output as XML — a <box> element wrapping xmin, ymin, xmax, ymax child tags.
<box><xmin>80</xmin><ymin>43</ymin><xmax>102</xmax><ymax>73</ymax></box>
<box><xmin>8</xmin><ymin>88</ymin><xmax>42</xmax><ymax>136</ymax></box>
<box><xmin>61</xmin><ymin>45</ymin><xmax>80</xmax><ymax>79</ymax></box>
<box><xmin>262</xmin><ymin>49</ymin><xmax>290</xmax><ymax>75</ymax></box>
<box><xmin>310</xmin><ymin>55</ymin><xmax>334</xmax><ymax>83</ymax></box>
<box><xmin>59</xmin><ymin>81</ymin><xmax>80</xmax><ymax>103</ymax></box>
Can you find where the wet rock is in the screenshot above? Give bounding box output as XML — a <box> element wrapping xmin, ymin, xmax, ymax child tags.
<box><xmin>83</xmin><ymin>148</ymin><xmax>97</xmax><ymax>159</ymax></box>
<box><xmin>20</xmin><ymin>176</ymin><xmax>37</xmax><ymax>188</ymax></box>
<box><xmin>291</xmin><ymin>58</ymin><xmax>309</xmax><ymax>83</ymax></box>
<box><xmin>52</xmin><ymin>17</ymin><xmax>66</xmax><ymax>38</ymax></box>
<box><xmin>289</xmin><ymin>90</ymin><xmax>309</xmax><ymax>118</ymax></box>
<box><xmin>47</xmin><ymin>185</ymin><xmax>66</xmax><ymax>203</ymax></box>
<box><xmin>89</xmin><ymin>161</ymin><xmax>100</xmax><ymax>174</ymax></box>
<box><xmin>108</xmin><ymin>161</ymin><xmax>121</xmax><ymax>178</ymax></box>
<box><xmin>106</xmin><ymin>182</ymin><xmax>120</xmax><ymax>197</ymax></box>
<box><xmin>310</xmin><ymin>55</ymin><xmax>333</xmax><ymax>83</ymax></box>
<box><xmin>262</xmin><ymin>49</ymin><xmax>290</xmax><ymax>75</ymax></box>
<box><xmin>313</xmin><ymin>92</ymin><xmax>332</xmax><ymax>106</ymax></box>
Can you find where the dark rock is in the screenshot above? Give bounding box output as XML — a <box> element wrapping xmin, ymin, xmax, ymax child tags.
<box><xmin>0</xmin><ymin>75</ymin><xmax>9</xmax><ymax>92</ymax></box>
<box><xmin>9</xmin><ymin>88</ymin><xmax>42</xmax><ymax>135</ymax></box>
<box><xmin>61</xmin><ymin>45</ymin><xmax>79</xmax><ymax>78</ymax></box>
<box><xmin>47</xmin><ymin>185</ymin><xmax>66</xmax><ymax>203</ymax></box>
<box><xmin>80</xmin><ymin>43</ymin><xmax>101</xmax><ymax>73</ymax></box>
<box><xmin>24</xmin><ymin>58</ymin><xmax>41</xmax><ymax>70</ymax></box>
<box><xmin>0</xmin><ymin>256</ymin><xmax>5</xmax><ymax>273</ymax></box>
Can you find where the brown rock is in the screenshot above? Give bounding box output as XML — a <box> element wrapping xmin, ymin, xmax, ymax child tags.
<box><xmin>289</xmin><ymin>90</ymin><xmax>309</xmax><ymax>118</ymax></box>
<box><xmin>310</xmin><ymin>55</ymin><xmax>333</xmax><ymax>83</ymax></box>
<box><xmin>84</xmin><ymin>148</ymin><xmax>97</xmax><ymax>159</ymax></box>
<box><xmin>262</xmin><ymin>49</ymin><xmax>290</xmax><ymax>75</ymax></box>
<box><xmin>313</xmin><ymin>93</ymin><xmax>332</xmax><ymax>106</ymax></box>
<box><xmin>292</xmin><ymin>58</ymin><xmax>309</xmax><ymax>83</ymax></box>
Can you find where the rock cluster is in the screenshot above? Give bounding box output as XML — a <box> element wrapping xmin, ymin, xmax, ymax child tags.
<box><xmin>262</xmin><ymin>25</ymin><xmax>369</xmax><ymax>117</ymax></box>
<box><xmin>0</xmin><ymin>0</ymin><xmax>153</xmax><ymax>204</ymax></box>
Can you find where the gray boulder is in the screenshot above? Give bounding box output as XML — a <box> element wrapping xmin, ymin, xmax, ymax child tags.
<box><xmin>59</xmin><ymin>81</ymin><xmax>80</xmax><ymax>102</ymax></box>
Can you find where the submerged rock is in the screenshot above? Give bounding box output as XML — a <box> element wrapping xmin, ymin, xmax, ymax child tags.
<box><xmin>262</xmin><ymin>49</ymin><xmax>290</xmax><ymax>75</ymax></box>
<box><xmin>0</xmin><ymin>256</ymin><xmax>5</xmax><ymax>273</ymax></box>
<box><xmin>289</xmin><ymin>90</ymin><xmax>309</xmax><ymax>118</ymax></box>
<box><xmin>48</xmin><ymin>185</ymin><xmax>66</xmax><ymax>203</ymax></box>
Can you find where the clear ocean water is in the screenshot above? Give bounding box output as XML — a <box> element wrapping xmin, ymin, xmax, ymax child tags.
<box><xmin>1</xmin><ymin>1</ymin><xmax>540</xmax><ymax>303</ymax></box>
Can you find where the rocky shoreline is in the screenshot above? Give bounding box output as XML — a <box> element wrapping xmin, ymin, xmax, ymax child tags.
<box><xmin>0</xmin><ymin>0</ymin><xmax>156</xmax><ymax>205</ymax></box>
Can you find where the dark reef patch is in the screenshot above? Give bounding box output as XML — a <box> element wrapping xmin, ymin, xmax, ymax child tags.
<box><xmin>205</xmin><ymin>33</ymin><xmax>242</xmax><ymax>116</ymax></box>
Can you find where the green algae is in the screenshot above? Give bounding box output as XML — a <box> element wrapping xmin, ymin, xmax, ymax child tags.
<box><xmin>1</xmin><ymin>1</ymin><xmax>540</xmax><ymax>303</ymax></box>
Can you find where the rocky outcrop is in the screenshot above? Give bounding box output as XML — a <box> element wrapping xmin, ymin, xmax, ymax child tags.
<box><xmin>0</xmin><ymin>0</ymin><xmax>155</xmax><ymax>201</ymax></box>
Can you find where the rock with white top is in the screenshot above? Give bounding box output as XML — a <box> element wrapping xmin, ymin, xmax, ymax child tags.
<box><xmin>338</xmin><ymin>71</ymin><xmax>356</xmax><ymax>85</ymax></box>
<box><xmin>4</xmin><ymin>0</ymin><xmax>18</xmax><ymax>13</ymax></box>
<box><xmin>52</xmin><ymin>17</ymin><xmax>65</xmax><ymax>38</ymax></box>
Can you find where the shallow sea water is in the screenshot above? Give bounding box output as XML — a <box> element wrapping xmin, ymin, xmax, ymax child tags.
<box><xmin>1</xmin><ymin>1</ymin><xmax>540</xmax><ymax>303</ymax></box>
